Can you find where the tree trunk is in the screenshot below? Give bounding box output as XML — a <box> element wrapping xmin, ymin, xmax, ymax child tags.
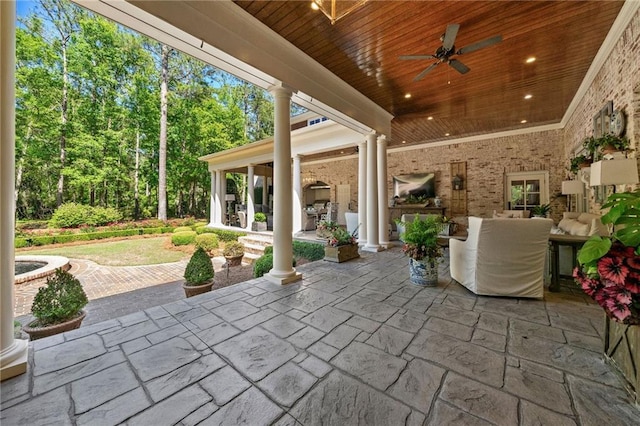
<box><xmin>134</xmin><ymin>129</ymin><xmax>140</xmax><ymax>220</ymax></box>
<box><xmin>15</xmin><ymin>122</ymin><xmax>32</xmax><ymax>206</ymax></box>
<box><xmin>57</xmin><ymin>39</ymin><xmax>68</xmax><ymax>207</ymax></box>
<box><xmin>158</xmin><ymin>44</ymin><xmax>169</xmax><ymax>221</ymax></box>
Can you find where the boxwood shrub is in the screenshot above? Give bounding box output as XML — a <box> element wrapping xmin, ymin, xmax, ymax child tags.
<box><xmin>171</xmin><ymin>231</ymin><xmax>197</xmax><ymax>246</ymax></box>
<box><xmin>213</xmin><ymin>229</ymin><xmax>246</xmax><ymax>242</ymax></box>
<box><xmin>173</xmin><ymin>226</ymin><xmax>193</xmax><ymax>234</ymax></box>
<box><xmin>253</xmin><ymin>253</ymin><xmax>296</xmax><ymax>278</ymax></box>
<box><xmin>195</xmin><ymin>233</ymin><xmax>219</xmax><ymax>252</ymax></box>
<box><xmin>184</xmin><ymin>247</ymin><xmax>214</xmax><ymax>285</ymax></box>
<box><xmin>195</xmin><ymin>226</ymin><xmax>217</xmax><ymax>234</ymax></box>
<box><xmin>31</xmin><ymin>269</ymin><xmax>88</xmax><ymax>326</ymax></box>
<box><xmin>49</xmin><ymin>203</ymin><xmax>121</xmax><ymax>228</ymax></box>
<box><xmin>293</xmin><ymin>240</ymin><xmax>325</xmax><ymax>261</ymax></box>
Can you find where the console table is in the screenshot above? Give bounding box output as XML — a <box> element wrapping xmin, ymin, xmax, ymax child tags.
<box><xmin>389</xmin><ymin>206</ymin><xmax>446</xmax><ymax>231</ymax></box>
<box><xmin>548</xmin><ymin>234</ymin><xmax>590</xmax><ymax>292</ymax></box>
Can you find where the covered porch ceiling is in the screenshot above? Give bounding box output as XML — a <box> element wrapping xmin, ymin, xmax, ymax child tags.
<box><xmin>80</xmin><ymin>0</ymin><xmax>633</xmax><ymax>151</ymax></box>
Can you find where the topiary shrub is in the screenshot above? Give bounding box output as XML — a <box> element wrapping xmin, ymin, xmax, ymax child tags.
<box><xmin>49</xmin><ymin>203</ymin><xmax>93</xmax><ymax>228</ymax></box>
<box><xmin>184</xmin><ymin>247</ymin><xmax>214</xmax><ymax>285</ymax></box>
<box><xmin>213</xmin><ymin>229</ymin><xmax>246</xmax><ymax>242</ymax></box>
<box><xmin>30</xmin><ymin>269</ymin><xmax>88</xmax><ymax>326</ymax></box>
<box><xmin>195</xmin><ymin>233</ymin><xmax>219</xmax><ymax>253</ymax></box>
<box><xmin>264</xmin><ymin>245</ymin><xmax>273</xmax><ymax>255</ymax></box>
<box><xmin>87</xmin><ymin>206</ymin><xmax>122</xmax><ymax>226</ymax></box>
<box><xmin>171</xmin><ymin>231</ymin><xmax>197</xmax><ymax>246</ymax></box>
<box><xmin>254</xmin><ymin>212</ymin><xmax>267</xmax><ymax>222</ymax></box>
<box><xmin>253</xmin><ymin>253</ymin><xmax>297</xmax><ymax>278</ymax></box>
<box><xmin>173</xmin><ymin>226</ymin><xmax>193</xmax><ymax>233</ymax></box>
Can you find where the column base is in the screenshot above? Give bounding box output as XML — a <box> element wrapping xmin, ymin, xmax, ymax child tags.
<box><xmin>1</xmin><ymin>339</ymin><xmax>28</xmax><ymax>382</ymax></box>
<box><xmin>362</xmin><ymin>244</ymin><xmax>383</xmax><ymax>253</ymax></box>
<box><xmin>379</xmin><ymin>241</ymin><xmax>394</xmax><ymax>249</ymax></box>
<box><xmin>265</xmin><ymin>270</ymin><xmax>302</xmax><ymax>285</ymax></box>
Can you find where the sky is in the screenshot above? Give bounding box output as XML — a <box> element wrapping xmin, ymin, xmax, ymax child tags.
<box><xmin>16</xmin><ymin>0</ymin><xmax>35</xmax><ymax>18</ymax></box>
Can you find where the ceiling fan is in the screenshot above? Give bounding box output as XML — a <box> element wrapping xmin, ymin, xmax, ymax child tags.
<box><xmin>399</xmin><ymin>24</ymin><xmax>502</xmax><ymax>82</ymax></box>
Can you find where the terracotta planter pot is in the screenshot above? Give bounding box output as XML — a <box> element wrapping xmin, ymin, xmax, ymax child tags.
<box><xmin>182</xmin><ymin>280</ymin><xmax>214</xmax><ymax>298</ymax></box>
<box><xmin>324</xmin><ymin>244</ymin><xmax>359</xmax><ymax>263</ymax></box>
<box><xmin>578</xmin><ymin>160</ymin><xmax>592</xmax><ymax>169</ymax></box>
<box><xmin>225</xmin><ymin>254</ymin><xmax>244</xmax><ymax>266</ymax></box>
<box><xmin>601</xmin><ymin>144</ymin><xmax>622</xmax><ymax>155</ymax></box>
<box><xmin>23</xmin><ymin>310</ymin><xmax>86</xmax><ymax>340</ymax></box>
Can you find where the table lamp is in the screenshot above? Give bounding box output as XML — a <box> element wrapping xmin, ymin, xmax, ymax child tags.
<box><xmin>590</xmin><ymin>158</ymin><xmax>639</xmax><ymax>188</ymax></box>
<box><xmin>561</xmin><ymin>180</ymin><xmax>583</xmax><ymax>212</ymax></box>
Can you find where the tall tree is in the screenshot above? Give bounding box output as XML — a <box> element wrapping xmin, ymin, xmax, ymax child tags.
<box><xmin>158</xmin><ymin>43</ymin><xmax>170</xmax><ymax>220</ymax></box>
<box><xmin>39</xmin><ymin>0</ymin><xmax>80</xmax><ymax>206</ymax></box>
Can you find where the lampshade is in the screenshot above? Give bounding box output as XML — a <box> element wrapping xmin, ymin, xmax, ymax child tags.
<box><xmin>312</xmin><ymin>0</ymin><xmax>368</xmax><ymax>24</ymax></box>
<box><xmin>561</xmin><ymin>180</ymin><xmax>584</xmax><ymax>195</ymax></box>
<box><xmin>590</xmin><ymin>158</ymin><xmax>639</xmax><ymax>186</ymax></box>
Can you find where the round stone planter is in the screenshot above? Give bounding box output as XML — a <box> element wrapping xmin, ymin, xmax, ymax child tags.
<box><xmin>23</xmin><ymin>310</ymin><xmax>87</xmax><ymax>341</ymax></box>
<box><xmin>182</xmin><ymin>280</ymin><xmax>214</xmax><ymax>298</ymax></box>
<box><xmin>225</xmin><ymin>254</ymin><xmax>244</xmax><ymax>266</ymax></box>
<box><xmin>408</xmin><ymin>258</ymin><xmax>438</xmax><ymax>286</ymax></box>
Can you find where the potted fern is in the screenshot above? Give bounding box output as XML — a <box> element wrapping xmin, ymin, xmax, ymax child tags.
<box><xmin>23</xmin><ymin>268</ymin><xmax>88</xmax><ymax>340</ymax></box>
<box><xmin>399</xmin><ymin>215</ymin><xmax>443</xmax><ymax>286</ymax></box>
<box><xmin>182</xmin><ymin>247</ymin><xmax>215</xmax><ymax>297</ymax></box>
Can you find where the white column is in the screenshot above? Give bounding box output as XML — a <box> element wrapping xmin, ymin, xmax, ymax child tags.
<box><xmin>1</xmin><ymin>0</ymin><xmax>28</xmax><ymax>382</ymax></box>
<box><xmin>377</xmin><ymin>134</ymin><xmax>389</xmax><ymax>248</ymax></box>
<box><xmin>221</xmin><ymin>171</ymin><xmax>227</xmax><ymax>225</ymax></box>
<box><xmin>363</xmin><ymin>131</ymin><xmax>381</xmax><ymax>252</ymax></box>
<box><xmin>213</xmin><ymin>170</ymin><xmax>223</xmax><ymax>226</ymax></box>
<box><xmin>262</xmin><ymin>175</ymin><xmax>268</xmax><ymax>207</ymax></box>
<box><xmin>292</xmin><ymin>155</ymin><xmax>302</xmax><ymax>235</ymax></box>
<box><xmin>208</xmin><ymin>166</ymin><xmax>216</xmax><ymax>227</ymax></box>
<box><xmin>266</xmin><ymin>85</ymin><xmax>301</xmax><ymax>284</ymax></box>
<box><xmin>357</xmin><ymin>139</ymin><xmax>367</xmax><ymax>245</ymax></box>
<box><xmin>247</xmin><ymin>164</ymin><xmax>255</xmax><ymax>230</ymax></box>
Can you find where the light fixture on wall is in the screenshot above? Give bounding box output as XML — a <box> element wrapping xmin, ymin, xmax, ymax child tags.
<box><xmin>590</xmin><ymin>158</ymin><xmax>639</xmax><ymax>188</ymax></box>
<box><xmin>311</xmin><ymin>0</ymin><xmax>368</xmax><ymax>24</ymax></box>
<box><xmin>561</xmin><ymin>180</ymin><xmax>583</xmax><ymax>212</ymax></box>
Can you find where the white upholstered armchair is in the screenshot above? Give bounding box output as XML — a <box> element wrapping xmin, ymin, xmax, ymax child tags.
<box><xmin>450</xmin><ymin>217</ymin><xmax>553</xmax><ymax>298</ymax></box>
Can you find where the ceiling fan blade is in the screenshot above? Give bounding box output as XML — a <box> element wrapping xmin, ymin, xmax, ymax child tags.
<box><xmin>448</xmin><ymin>59</ymin><xmax>470</xmax><ymax>74</ymax></box>
<box><xmin>442</xmin><ymin>24</ymin><xmax>460</xmax><ymax>51</ymax></box>
<box><xmin>399</xmin><ymin>55</ymin><xmax>437</xmax><ymax>60</ymax></box>
<box><xmin>414</xmin><ymin>62</ymin><xmax>439</xmax><ymax>81</ymax></box>
<box><xmin>457</xmin><ymin>34</ymin><xmax>502</xmax><ymax>55</ymax></box>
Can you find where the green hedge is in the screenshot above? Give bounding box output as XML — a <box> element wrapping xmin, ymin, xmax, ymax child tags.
<box><xmin>195</xmin><ymin>226</ymin><xmax>217</xmax><ymax>234</ymax></box>
<box><xmin>195</xmin><ymin>233</ymin><xmax>219</xmax><ymax>252</ymax></box>
<box><xmin>49</xmin><ymin>203</ymin><xmax>122</xmax><ymax>228</ymax></box>
<box><xmin>14</xmin><ymin>227</ymin><xmax>174</xmax><ymax>248</ymax></box>
<box><xmin>293</xmin><ymin>240</ymin><xmax>325</xmax><ymax>261</ymax></box>
<box><xmin>212</xmin><ymin>229</ymin><xmax>246</xmax><ymax>242</ymax></box>
<box><xmin>171</xmin><ymin>231</ymin><xmax>197</xmax><ymax>246</ymax></box>
<box><xmin>173</xmin><ymin>226</ymin><xmax>193</xmax><ymax>233</ymax></box>
<box><xmin>253</xmin><ymin>253</ymin><xmax>296</xmax><ymax>278</ymax></box>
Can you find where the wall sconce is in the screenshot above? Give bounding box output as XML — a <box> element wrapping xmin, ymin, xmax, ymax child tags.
<box><xmin>590</xmin><ymin>158</ymin><xmax>639</xmax><ymax>187</ymax></box>
<box><xmin>452</xmin><ymin>175</ymin><xmax>464</xmax><ymax>190</ymax></box>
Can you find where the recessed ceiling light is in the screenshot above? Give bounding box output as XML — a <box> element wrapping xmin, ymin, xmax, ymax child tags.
<box><xmin>524</xmin><ymin>94</ymin><xmax>533</xmax><ymax>100</ymax></box>
<box><xmin>340</xmin><ymin>150</ymin><xmax>344</xmax><ymax>154</ymax></box>
<box><xmin>402</xmin><ymin>140</ymin><xmax>406</xmax><ymax>144</ymax></box>
<box><xmin>520</xmin><ymin>120</ymin><xmax>527</xmax><ymax>124</ymax></box>
<box><xmin>311</xmin><ymin>2</ymin><xmax>319</xmax><ymax>11</ymax></box>
<box><xmin>526</xmin><ymin>57</ymin><xmax>536</xmax><ymax>64</ymax></box>
<box><xmin>404</xmin><ymin>93</ymin><xmax>411</xmax><ymax>99</ymax></box>
<box><xmin>445</xmin><ymin>133</ymin><xmax>450</xmax><ymax>136</ymax></box>
<box><xmin>427</xmin><ymin>116</ymin><xmax>433</xmax><ymax>120</ymax></box>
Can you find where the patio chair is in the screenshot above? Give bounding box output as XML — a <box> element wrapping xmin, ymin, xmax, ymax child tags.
<box><xmin>450</xmin><ymin>217</ymin><xmax>552</xmax><ymax>298</ymax></box>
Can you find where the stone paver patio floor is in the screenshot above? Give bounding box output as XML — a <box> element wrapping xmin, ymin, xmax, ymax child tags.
<box><xmin>2</xmin><ymin>248</ymin><xmax>640</xmax><ymax>425</ymax></box>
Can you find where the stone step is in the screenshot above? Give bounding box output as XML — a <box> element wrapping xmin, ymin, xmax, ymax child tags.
<box><xmin>239</xmin><ymin>235</ymin><xmax>273</xmax><ymax>248</ymax></box>
<box><xmin>243</xmin><ymin>243</ymin><xmax>268</xmax><ymax>256</ymax></box>
<box><xmin>242</xmin><ymin>253</ymin><xmax>261</xmax><ymax>264</ymax></box>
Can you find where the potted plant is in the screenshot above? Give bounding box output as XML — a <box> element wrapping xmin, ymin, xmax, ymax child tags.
<box><xmin>569</xmin><ymin>154</ymin><xmax>593</xmax><ymax>175</ymax></box>
<box><xmin>23</xmin><ymin>268</ymin><xmax>88</xmax><ymax>340</ymax></box>
<box><xmin>531</xmin><ymin>204</ymin><xmax>551</xmax><ymax>218</ymax></box>
<box><xmin>597</xmin><ymin>133</ymin><xmax>630</xmax><ymax>155</ymax></box>
<box><xmin>316</xmin><ymin>219</ymin><xmax>339</xmax><ymax>239</ymax></box>
<box><xmin>252</xmin><ymin>212</ymin><xmax>267</xmax><ymax>232</ymax></box>
<box><xmin>399</xmin><ymin>215</ymin><xmax>443</xmax><ymax>286</ymax></box>
<box><xmin>182</xmin><ymin>247</ymin><xmax>215</xmax><ymax>298</ymax></box>
<box><xmin>223</xmin><ymin>241</ymin><xmax>245</xmax><ymax>266</ymax></box>
<box><xmin>324</xmin><ymin>227</ymin><xmax>359</xmax><ymax>263</ymax></box>
<box><xmin>438</xmin><ymin>216</ymin><xmax>458</xmax><ymax>236</ymax></box>
<box><xmin>573</xmin><ymin>189</ymin><xmax>640</xmax><ymax>403</ymax></box>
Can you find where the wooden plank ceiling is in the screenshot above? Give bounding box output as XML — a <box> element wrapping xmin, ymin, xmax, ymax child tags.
<box><xmin>234</xmin><ymin>0</ymin><xmax>624</xmax><ymax>148</ymax></box>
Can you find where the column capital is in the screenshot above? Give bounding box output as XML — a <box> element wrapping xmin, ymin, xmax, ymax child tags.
<box><xmin>268</xmin><ymin>83</ymin><xmax>295</xmax><ymax>98</ymax></box>
<box><xmin>377</xmin><ymin>134</ymin><xmax>387</xmax><ymax>144</ymax></box>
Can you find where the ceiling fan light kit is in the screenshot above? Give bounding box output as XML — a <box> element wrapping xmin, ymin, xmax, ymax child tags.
<box><xmin>400</xmin><ymin>23</ymin><xmax>502</xmax><ymax>81</ymax></box>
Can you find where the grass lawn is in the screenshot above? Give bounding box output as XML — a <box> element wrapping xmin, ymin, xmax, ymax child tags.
<box><xmin>17</xmin><ymin>237</ymin><xmax>188</xmax><ymax>266</ymax></box>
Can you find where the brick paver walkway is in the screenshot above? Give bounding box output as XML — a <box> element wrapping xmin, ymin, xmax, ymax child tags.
<box><xmin>14</xmin><ymin>257</ymin><xmax>228</xmax><ymax>320</ymax></box>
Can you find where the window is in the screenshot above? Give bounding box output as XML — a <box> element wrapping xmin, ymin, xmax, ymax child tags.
<box><xmin>505</xmin><ymin>171</ymin><xmax>549</xmax><ymax>212</ymax></box>
<box><xmin>308</xmin><ymin>117</ymin><xmax>328</xmax><ymax>126</ymax></box>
